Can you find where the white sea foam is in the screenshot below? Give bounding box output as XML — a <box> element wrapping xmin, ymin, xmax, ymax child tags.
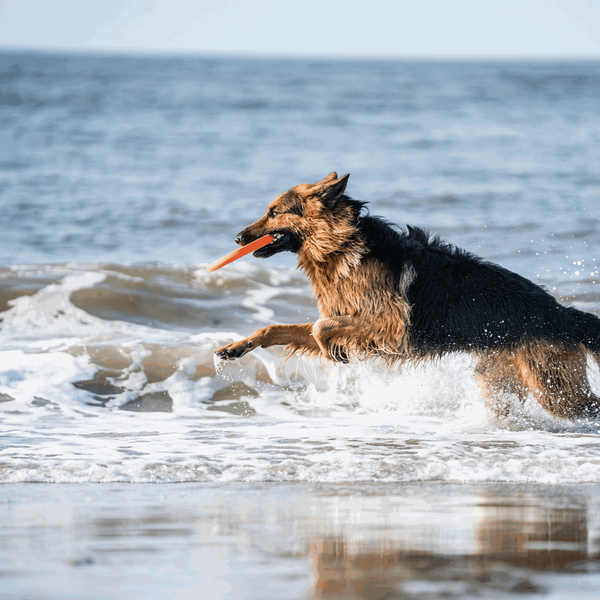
<box><xmin>1</xmin><ymin>264</ymin><xmax>600</xmax><ymax>484</ymax></box>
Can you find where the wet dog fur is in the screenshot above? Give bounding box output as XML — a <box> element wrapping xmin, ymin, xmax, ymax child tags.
<box><xmin>216</xmin><ymin>173</ymin><xmax>600</xmax><ymax>419</ymax></box>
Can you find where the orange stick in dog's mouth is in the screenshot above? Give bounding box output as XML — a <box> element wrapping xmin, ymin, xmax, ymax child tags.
<box><xmin>207</xmin><ymin>234</ymin><xmax>275</xmax><ymax>272</ymax></box>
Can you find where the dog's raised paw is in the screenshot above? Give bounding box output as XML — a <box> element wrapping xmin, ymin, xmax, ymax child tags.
<box><xmin>216</xmin><ymin>342</ymin><xmax>250</xmax><ymax>360</ymax></box>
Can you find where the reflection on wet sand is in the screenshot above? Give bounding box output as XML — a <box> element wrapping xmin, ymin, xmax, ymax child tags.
<box><xmin>310</xmin><ymin>495</ymin><xmax>594</xmax><ymax>598</ymax></box>
<box><xmin>1</xmin><ymin>483</ymin><xmax>599</xmax><ymax>599</ymax></box>
<box><xmin>309</xmin><ymin>492</ymin><xmax>600</xmax><ymax>600</ymax></box>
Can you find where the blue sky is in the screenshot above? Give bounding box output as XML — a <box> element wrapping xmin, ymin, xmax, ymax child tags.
<box><xmin>1</xmin><ymin>0</ymin><xmax>600</xmax><ymax>57</ymax></box>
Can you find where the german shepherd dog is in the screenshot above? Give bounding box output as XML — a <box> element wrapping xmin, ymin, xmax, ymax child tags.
<box><xmin>217</xmin><ymin>173</ymin><xmax>600</xmax><ymax>419</ymax></box>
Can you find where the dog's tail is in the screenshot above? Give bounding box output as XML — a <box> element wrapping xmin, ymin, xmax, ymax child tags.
<box><xmin>566</xmin><ymin>306</ymin><xmax>600</xmax><ymax>366</ymax></box>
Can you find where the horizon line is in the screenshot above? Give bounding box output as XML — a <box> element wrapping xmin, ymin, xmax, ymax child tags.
<box><xmin>2</xmin><ymin>44</ymin><xmax>600</xmax><ymax>62</ymax></box>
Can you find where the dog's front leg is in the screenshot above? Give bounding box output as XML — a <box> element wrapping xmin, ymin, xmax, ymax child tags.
<box><xmin>216</xmin><ymin>323</ymin><xmax>320</xmax><ymax>360</ymax></box>
<box><xmin>312</xmin><ymin>315</ymin><xmax>404</xmax><ymax>363</ymax></box>
<box><xmin>312</xmin><ymin>316</ymin><xmax>357</xmax><ymax>363</ymax></box>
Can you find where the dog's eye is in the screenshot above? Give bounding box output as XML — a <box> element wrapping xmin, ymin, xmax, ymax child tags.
<box><xmin>269</xmin><ymin>210</ymin><xmax>280</xmax><ymax>218</ymax></box>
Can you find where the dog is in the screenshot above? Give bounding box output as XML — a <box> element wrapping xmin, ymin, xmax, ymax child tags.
<box><xmin>216</xmin><ymin>172</ymin><xmax>600</xmax><ymax>419</ymax></box>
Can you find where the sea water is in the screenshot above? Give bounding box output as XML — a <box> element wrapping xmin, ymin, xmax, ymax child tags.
<box><xmin>1</xmin><ymin>51</ymin><xmax>600</xmax><ymax>597</ymax></box>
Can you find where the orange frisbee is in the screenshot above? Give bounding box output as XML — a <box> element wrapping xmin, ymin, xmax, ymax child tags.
<box><xmin>207</xmin><ymin>234</ymin><xmax>275</xmax><ymax>272</ymax></box>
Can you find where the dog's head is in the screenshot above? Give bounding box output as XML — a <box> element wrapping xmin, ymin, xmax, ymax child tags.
<box><xmin>235</xmin><ymin>172</ymin><xmax>351</xmax><ymax>259</ymax></box>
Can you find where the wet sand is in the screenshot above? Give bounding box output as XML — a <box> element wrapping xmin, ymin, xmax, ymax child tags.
<box><xmin>2</xmin><ymin>482</ymin><xmax>600</xmax><ymax>599</ymax></box>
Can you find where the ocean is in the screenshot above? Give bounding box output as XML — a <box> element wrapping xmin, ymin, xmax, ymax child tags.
<box><xmin>1</xmin><ymin>50</ymin><xmax>600</xmax><ymax>598</ymax></box>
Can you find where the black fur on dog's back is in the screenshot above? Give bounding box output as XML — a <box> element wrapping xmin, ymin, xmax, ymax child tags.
<box><xmin>357</xmin><ymin>218</ymin><xmax>594</xmax><ymax>357</ymax></box>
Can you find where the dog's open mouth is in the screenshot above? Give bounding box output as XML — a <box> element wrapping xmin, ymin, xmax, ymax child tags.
<box><xmin>252</xmin><ymin>231</ymin><xmax>295</xmax><ymax>258</ymax></box>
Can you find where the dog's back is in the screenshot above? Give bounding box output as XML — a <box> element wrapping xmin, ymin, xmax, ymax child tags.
<box><xmin>391</xmin><ymin>225</ymin><xmax>588</xmax><ymax>355</ymax></box>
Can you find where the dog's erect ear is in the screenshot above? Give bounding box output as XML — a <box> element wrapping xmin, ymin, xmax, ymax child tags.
<box><xmin>319</xmin><ymin>173</ymin><xmax>349</xmax><ymax>209</ymax></box>
<box><xmin>317</xmin><ymin>172</ymin><xmax>338</xmax><ymax>185</ymax></box>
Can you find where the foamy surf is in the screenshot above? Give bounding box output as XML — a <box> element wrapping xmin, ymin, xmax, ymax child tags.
<box><xmin>1</xmin><ymin>262</ymin><xmax>599</xmax><ymax>484</ymax></box>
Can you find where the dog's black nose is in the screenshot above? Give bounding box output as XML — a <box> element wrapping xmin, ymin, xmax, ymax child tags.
<box><xmin>235</xmin><ymin>233</ymin><xmax>244</xmax><ymax>246</ymax></box>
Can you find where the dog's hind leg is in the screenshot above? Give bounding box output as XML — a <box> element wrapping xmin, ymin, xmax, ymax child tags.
<box><xmin>474</xmin><ymin>352</ymin><xmax>528</xmax><ymax>417</ymax></box>
<box><xmin>216</xmin><ymin>323</ymin><xmax>321</xmax><ymax>360</ymax></box>
<box><xmin>515</xmin><ymin>343</ymin><xmax>600</xmax><ymax>419</ymax></box>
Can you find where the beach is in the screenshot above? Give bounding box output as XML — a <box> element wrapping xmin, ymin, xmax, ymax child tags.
<box><xmin>1</xmin><ymin>50</ymin><xmax>600</xmax><ymax>597</ymax></box>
